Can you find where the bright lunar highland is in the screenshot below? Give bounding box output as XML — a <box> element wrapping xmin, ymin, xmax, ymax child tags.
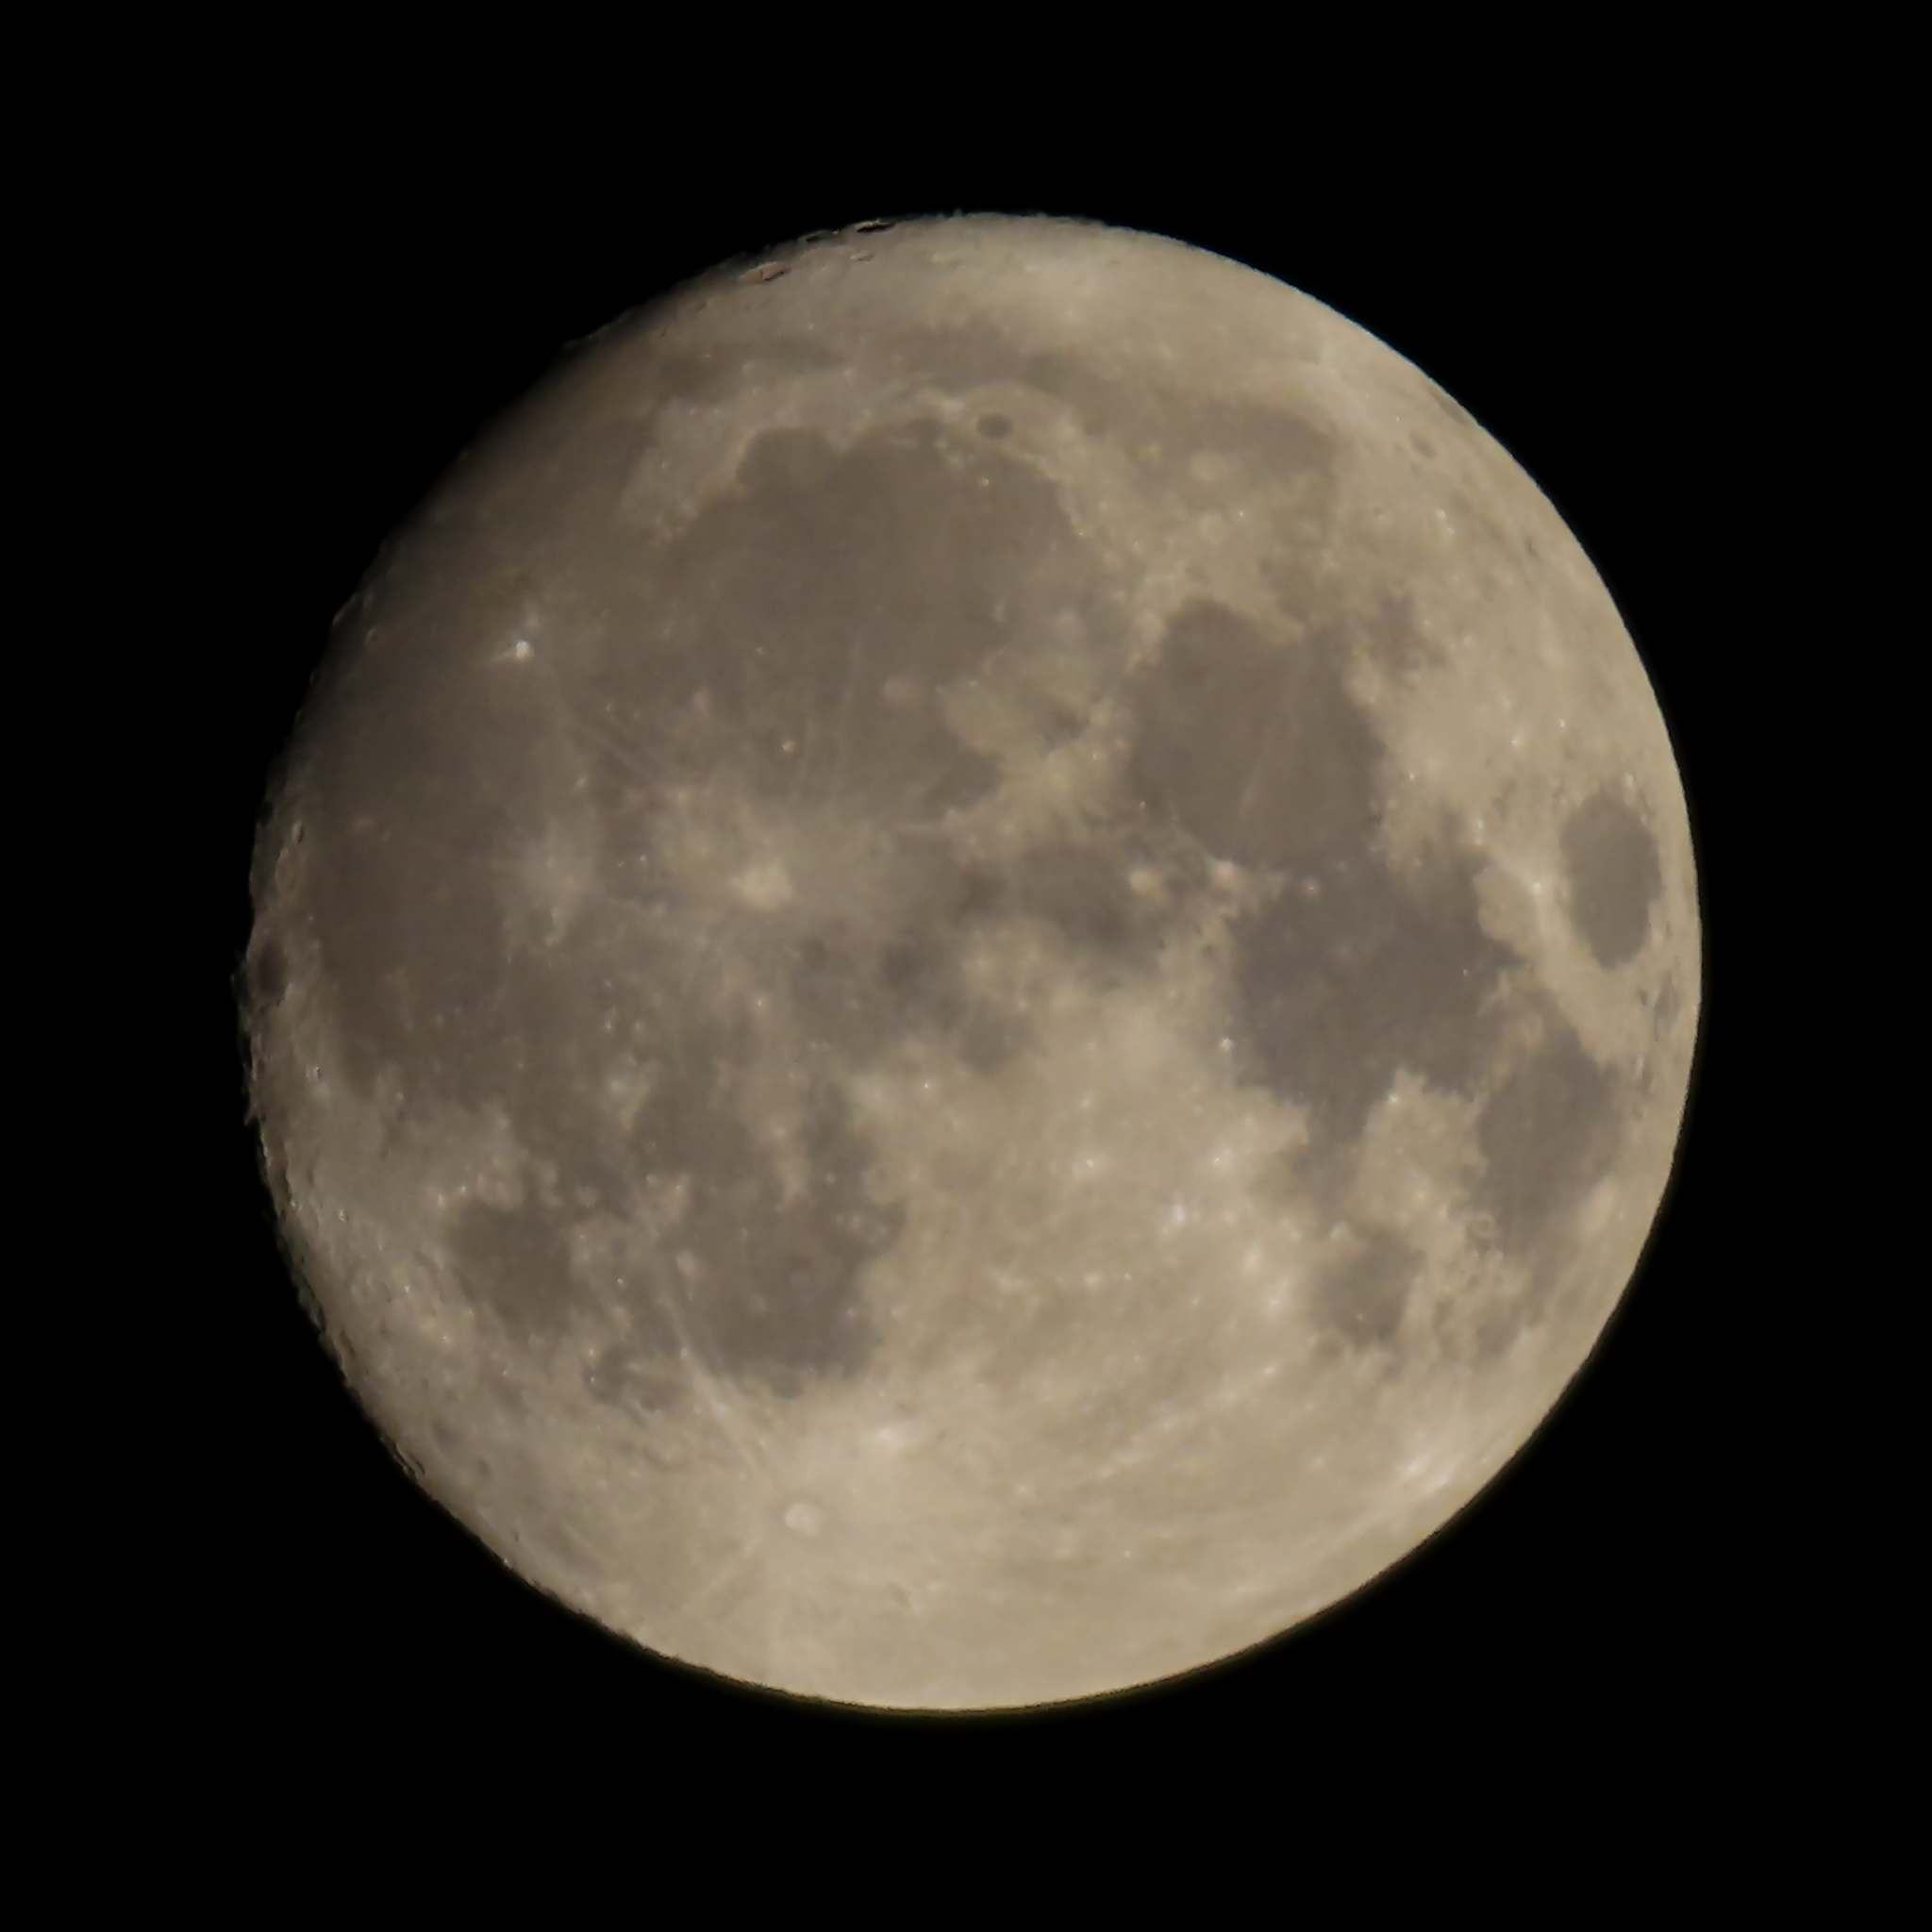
<box><xmin>244</xmin><ymin>215</ymin><xmax>1698</xmax><ymax>1709</ymax></box>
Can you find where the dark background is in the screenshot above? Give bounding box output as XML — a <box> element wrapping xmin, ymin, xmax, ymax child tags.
<box><xmin>128</xmin><ymin>124</ymin><xmax>1799</xmax><ymax>1822</ymax></box>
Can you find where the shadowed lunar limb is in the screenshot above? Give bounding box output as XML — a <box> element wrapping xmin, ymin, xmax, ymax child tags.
<box><xmin>245</xmin><ymin>213</ymin><xmax>1700</xmax><ymax>1711</ymax></box>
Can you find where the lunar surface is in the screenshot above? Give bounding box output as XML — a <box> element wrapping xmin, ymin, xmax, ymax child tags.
<box><xmin>243</xmin><ymin>214</ymin><xmax>1698</xmax><ymax>1709</ymax></box>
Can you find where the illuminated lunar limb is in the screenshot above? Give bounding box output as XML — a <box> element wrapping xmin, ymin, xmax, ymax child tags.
<box><xmin>244</xmin><ymin>214</ymin><xmax>1698</xmax><ymax>1710</ymax></box>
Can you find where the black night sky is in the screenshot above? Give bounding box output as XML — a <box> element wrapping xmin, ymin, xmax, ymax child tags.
<box><xmin>111</xmin><ymin>104</ymin><xmax>1827</xmax><ymax>1841</ymax></box>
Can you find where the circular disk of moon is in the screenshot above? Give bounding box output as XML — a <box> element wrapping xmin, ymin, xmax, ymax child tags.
<box><xmin>242</xmin><ymin>214</ymin><xmax>1699</xmax><ymax>1710</ymax></box>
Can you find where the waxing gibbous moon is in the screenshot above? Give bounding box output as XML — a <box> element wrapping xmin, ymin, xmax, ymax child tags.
<box><xmin>243</xmin><ymin>213</ymin><xmax>1698</xmax><ymax>1711</ymax></box>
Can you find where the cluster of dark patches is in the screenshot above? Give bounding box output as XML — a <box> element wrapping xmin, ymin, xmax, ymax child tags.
<box><xmin>1121</xmin><ymin>593</ymin><xmax>1633</xmax><ymax>1357</ymax></box>
<box><xmin>783</xmin><ymin>834</ymin><xmax>1164</xmax><ymax>1077</ymax></box>
<box><xmin>578</xmin><ymin>419</ymin><xmax>1074</xmax><ymax>830</ymax></box>
<box><xmin>449</xmin><ymin>1048</ymin><xmax>899</xmax><ymax>1397</ymax></box>
<box><xmin>284</xmin><ymin>354</ymin><xmax>1648</xmax><ymax>1391</ymax></box>
<box><xmin>287</xmin><ymin>408</ymin><xmax>1134</xmax><ymax>1403</ymax></box>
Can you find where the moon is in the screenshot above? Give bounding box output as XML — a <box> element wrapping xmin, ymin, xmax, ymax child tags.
<box><xmin>242</xmin><ymin>213</ymin><xmax>1699</xmax><ymax>1711</ymax></box>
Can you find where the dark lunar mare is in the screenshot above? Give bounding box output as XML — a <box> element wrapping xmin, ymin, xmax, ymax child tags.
<box><xmin>1313</xmin><ymin>1230</ymin><xmax>1421</xmax><ymax>1349</ymax></box>
<box><xmin>280</xmin><ymin>403</ymin><xmax>1142</xmax><ymax>1404</ymax></box>
<box><xmin>275</xmin><ymin>328</ymin><xmax>1633</xmax><ymax>1391</ymax></box>
<box><xmin>1559</xmin><ymin>790</ymin><xmax>1663</xmax><ymax>967</ymax></box>
<box><xmin>1121</xmin><ymin>593</ymin><xmax>1625</xmax><ymax>1354</ymax></box>
<box><xmin>1129</xmin><ymin>599</ymin><xmax>1385</xmax><ymax>873</ymax></box>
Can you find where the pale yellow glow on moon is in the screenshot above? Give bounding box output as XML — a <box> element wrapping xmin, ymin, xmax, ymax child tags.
<box><xmin>243</xmin><ymin>215</ymin><xmax>1698</xmax><ymax>1710</ymax></box>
